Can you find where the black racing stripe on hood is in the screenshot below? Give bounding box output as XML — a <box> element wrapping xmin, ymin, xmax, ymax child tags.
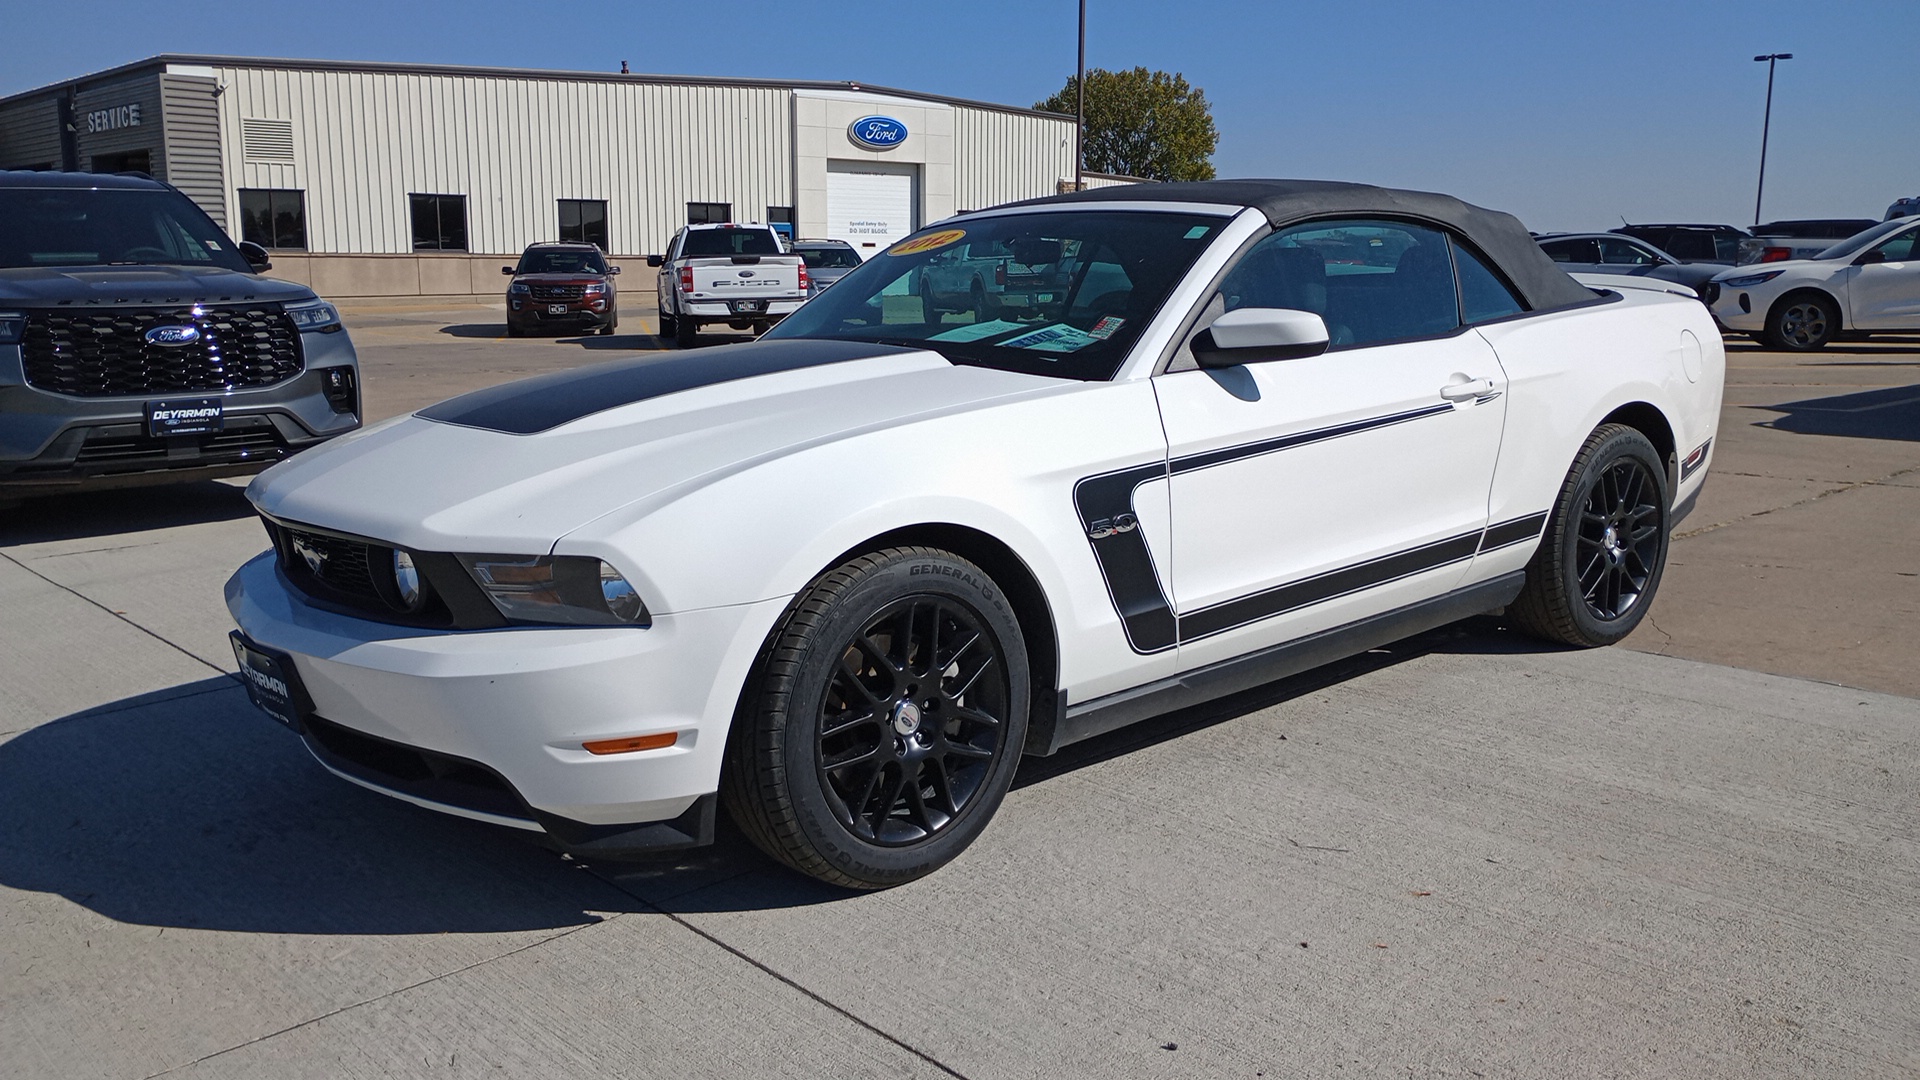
<box><xmin>419</xmin><ymin>339</ymin><xmax>925</xmax><ymax>435</ymax></box>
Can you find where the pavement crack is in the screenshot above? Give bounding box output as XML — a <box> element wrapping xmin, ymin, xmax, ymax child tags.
<box><xmin>1674</xmin><ymin>464</ymin><xmax>1920</xmax><ymax>541</ymax></box>
<box><xmin>593</xmin><ymin>872</ymin><xmax>976</xmax><ymax>1080</ymax></box>
<box><xmin>0</xmin><ymin>550</ymin><xmax>231</xmax><ymax>679</ymax></box>
<box><xmin>136</xmin><ymin>919</ymin><xmax>614</xmax><ymax>1079</ymax></box>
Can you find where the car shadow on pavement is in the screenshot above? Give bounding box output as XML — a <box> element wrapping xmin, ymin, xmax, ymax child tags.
<box><xmin>1748</xmin><ymin>383</ymin><xmax>1920</xmax><ymax>442</ymax></box>
<box><xmin>0</xmin><ymin>619</ymin><xmax>1559</xmax><ymax>929</ymax></box>
<box><xmin>437</xmin><ymin>323</ymin><xmax>507</xmax><ymax>338</ymax></box>
<box><xmin>0</xmin><ymin>480</ymin><xmax>255</xmax><ymax>545</ymax></box>
<box><xmin>553</xmin><ymin>333</ymin><xmax>668</xmax><ymax>351</ymax></box>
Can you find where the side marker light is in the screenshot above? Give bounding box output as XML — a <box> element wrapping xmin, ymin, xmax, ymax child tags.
<box><xmin>583</xmin><ymin>732</ymin><xmax>679</xmax><ymax>755</ymax></box>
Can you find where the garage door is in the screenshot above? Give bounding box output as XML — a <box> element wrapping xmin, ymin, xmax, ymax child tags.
<box><xmin>826</xmin><ymin>161</ymin><xmax>917</xmax><ymax>259</ymax></box>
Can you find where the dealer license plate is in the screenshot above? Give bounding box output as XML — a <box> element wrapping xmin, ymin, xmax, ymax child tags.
<box><xmin>230</xmin><ymin>631</ymin><xmax>310</xmax><ymax>731</ymax></box>
<box><xmin>730</xmin><ymin>300</ymin><xmax>766</xmax><ymax>314</ymax></box>
<box><xmin>547</xmin><ymin>304</ymin><xmax>569</xmax><ymax>315</ymax></box>
<box><xmin>147</xmin><ymin>397</ymin><xmax>223</xmax><ymax>438</ymax></box>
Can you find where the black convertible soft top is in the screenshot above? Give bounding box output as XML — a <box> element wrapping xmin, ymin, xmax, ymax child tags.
<box><xmin>1004</xmin><ymin>178</ymin><xmax>1596</xmax><ymax>313</ymax></box>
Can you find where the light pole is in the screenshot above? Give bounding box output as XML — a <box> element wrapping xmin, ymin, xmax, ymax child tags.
<box><xmin>1752</xmin><ymin>52</ymin><xmax>1792</xmax><ymax>225</ymax></box>
<box><xmin>1074</xmin><ymin>0</ymin><xmax>1086</xmax><ymax>191</ymax></box>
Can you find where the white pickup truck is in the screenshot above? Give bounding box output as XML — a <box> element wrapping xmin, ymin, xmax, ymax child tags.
<box><xmin>649</xmin><ymin>223</ymin><xmax>810</xmax><ymax>347</ymax></box>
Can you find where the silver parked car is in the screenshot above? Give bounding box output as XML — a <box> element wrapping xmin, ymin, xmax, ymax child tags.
<box><xmin>1534</xmin><ymin>232</ymin><xmax>1721</xmax><ymax>302</ymax></box>
<box><xmin>790</xmin><ymin>238</ymin><xmax>863</xmax><ymax>295</ymax></box>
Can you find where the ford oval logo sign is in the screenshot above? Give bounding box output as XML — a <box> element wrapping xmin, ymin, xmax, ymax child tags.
<box><xmin>848</xmin><ymin>115</ymin><xmax>908</xmax><ymax>151</ymax></box>
<box><xmin>144</xmin><ymin>324</ymin><xmax>200</xmax><ymax>347</ymax></box>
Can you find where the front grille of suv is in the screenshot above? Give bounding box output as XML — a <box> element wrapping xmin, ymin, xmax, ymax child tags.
<box><xmin>21</xmin><ymin>305</ymin><xmax>303</xmax><ymax>398</ymax></box>
<box><xmin>529</xmin><ymin>284</ymin><xmax>585</xmax><ymax>301</ymax></box>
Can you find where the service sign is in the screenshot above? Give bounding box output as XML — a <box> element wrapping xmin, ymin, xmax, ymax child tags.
<box><xmin>848</xmin><ymin>115</ymin><xmax>908</xmax><ymax>151</ymax></box>
<box><xmin>85</xmin><ymin>103</ymin><xmax>142</xmax><ymax>133</ymax></box>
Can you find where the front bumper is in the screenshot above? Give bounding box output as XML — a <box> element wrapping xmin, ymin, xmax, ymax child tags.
<box><xmin>1708</xmin><ymin>287</ymin><xmax>1769</xmax><ymax>332</ymax></box>
<box><xmin>0</xmin><ymin>328</ymin><xmax>361</xmax><ymax>493</ymax></box>
<box><xmin>225</xmin><ymin>551</ymin><xmax>788</xmax><ymax>855</ymax></box>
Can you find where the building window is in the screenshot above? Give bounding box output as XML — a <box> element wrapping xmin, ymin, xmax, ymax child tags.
<box><xmin>686</xmin><ymin>201</ymin><xmax>731</xmax><ymax>225</ymax></box>
<box><xmin>91</xmin><ymin>150</ymin><xmax>151</xmax><ymax>175</ymax></box>
<box><xmin>558</xmin><ymin>199</ymin><xmax>609</xmax><ymax>250</ymax></box>
<box><xmin>239</xmin><ymin>189</ymin><xmax>308</xmax><ymax>250</ymax></box>
<box><xmin>409</xmin><ymin>193</ymin><xmax>468</xmax><ymax>251</ymax></box>
<box><xmin>766</xmin><ymin>205</ymin><xmax>794</xmax><ymax>242</ymax></box>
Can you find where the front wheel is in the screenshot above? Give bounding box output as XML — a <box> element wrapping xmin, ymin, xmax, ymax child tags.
<box><xmin>723</xmin><ymin>547</ymin><xmax>1030</xmax><ymax>889</ymax></box>
<box><xmin>1766</xmin><ymin>293</ymin><xmax>1838</xmax><ymax>351</ymax></box>
<box><xmin>1509</xmin><ymin>424</ymin><xmax>1670</xmax><ymax>647</ymax></box>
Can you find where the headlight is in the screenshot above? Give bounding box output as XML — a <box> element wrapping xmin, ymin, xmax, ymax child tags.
<box><xmin>507</xmin><ymin>282</ymin><xmax>531</xmax><ymax>295</ymax></box>
<box><xmin>0</xmin><ymin>311</ymin><xmax>23</xmax><ymax>345</ymax></box>
<box><xmin>458</xmin><ymin>554</ymin><xmax>651</xmax><ymax>627</ymax></box>
<box><xmin>583</xmin><ymin>283</ymin><xmax>606</xmax><ymax>296</ymax></box>
<box><xmin>1721</xmin><ymin>270</ymin><xmax>1784</xmax><ymax>288</ymax></box>
<box><xmin>285</xmin><ymin>299</ymin><xmax>341</xmax><ymax>331</ymax></box>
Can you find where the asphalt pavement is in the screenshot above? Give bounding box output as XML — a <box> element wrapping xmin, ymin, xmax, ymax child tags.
<box><xmin>1</xmin><ymin>306</ymin><xmax>1915</xmax><ymax>1078</ymax></box>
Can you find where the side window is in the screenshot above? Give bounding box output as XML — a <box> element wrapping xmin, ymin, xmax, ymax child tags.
<box><xmin>1450</xmin><ymin>239</ymin><xmax>1527</xmax><ymax>323</ymax></box>
<box><xmin>1209</xmin><ymin>219</ymin><xmax>1461</xmax><ymax>349</ymax></box>
<box><xmin>1540</xmin><ymin>238</ymin><xmax>1600</xmax><ymax>263</ymax></box>
<box><xmin>1870</xmin><ymin>227</ymin><xmax>1919</xmax><ymax>263</ymax></box>
<box><xmin>1597</xmin><ymin>237</ymin><xmax>1656</xmax><ymax>265</ymax></box>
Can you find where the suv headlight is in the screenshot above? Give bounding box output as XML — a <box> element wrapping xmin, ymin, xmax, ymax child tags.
<box><xmin>458</xmin><ymin>554</ymin><xmax>651</xmax><ymax>627</ymax></box>
<box><xmin>285</xmin><ymin>298</ymin><xmax>341</xmax><ymax>331</ymax></box>
<box><xmin>582</xmin><ymin>282</ymin><xmax>606</xmax><ymax>296</ymax></box>
<box><xmin>1721</xmin><ymin>270</ymin><xmax>1784</xmax><ymax>288</ymax></box>
<box><xmin>507</xmin><ymin>282</ymin><xmax>531</xmax><ymax>295</ymax></box>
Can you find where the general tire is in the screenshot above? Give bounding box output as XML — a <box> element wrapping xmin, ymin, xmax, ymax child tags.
<box><xmin>1766</xmin><ymin>292</ymin><xmax>1838</xmax><ymax>351</ymax></box>
<box><xmin>1509</xmin><ymin>424</ymin><xmax>1671</xmax><ymax>648</ymax></box>
<box><xmin>674</xmin><ymin>314</ymin><xmax>697</xmax><ymax>348</ymax></box>
<box><xmin>722</xmin><ymin>547</ymin><xmax>1030</xmax><ymax>889</ymax></box>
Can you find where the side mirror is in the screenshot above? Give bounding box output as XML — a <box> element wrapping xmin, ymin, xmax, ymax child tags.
<box><xmin>607</xmin><ymin>265</ymin><xmax>622</xmax><ymax>275</ymax></box>
<box><xmin>237</xmin><ymin>240</ymin><xmax>272</xmax><ymax>272</ymax></box>
<box><xmin>501</xmin><ymin>265</ymin><xmax>516</xmax><ymax>275</ymax></box>
<box><xmin>1191</xmin><ymin>308</ymin><xmax>1331</xmax><ymax>369</ymax></box>
<box><xmin>1855</xmin><ymin>249</ymin><xmax>1888</xmax><ymax>266</ymax></box>
<box><xmin>646</xmin><ymin>254</ymin><xmax>664</xmax><ymax>268</ymax></box>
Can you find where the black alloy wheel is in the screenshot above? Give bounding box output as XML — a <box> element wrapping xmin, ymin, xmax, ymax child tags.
<box><xmin>1766</xmin><ymin>293</ymin><xmax>1838</xmax><ymax>351</ymax></box>
<box><xmin>724</xmin><ymin>547</ymin><xmax>1029</xmax><ymax>889</ymax></box>
<box><xmin>1510</xmin><ymin>424</ymin><xmax>1670</xmax><ymax>647</ymax></box>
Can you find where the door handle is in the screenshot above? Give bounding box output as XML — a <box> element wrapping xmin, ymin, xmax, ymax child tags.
<box><xmin>1440</xmin><ymin>377</ymin><xmax>1496</xmax><ymax>401</ymax></box>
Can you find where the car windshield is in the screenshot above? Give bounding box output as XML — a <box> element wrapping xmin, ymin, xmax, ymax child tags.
<box><xmin>516</xmin><ymin>249</ymin><xmax>607</xmax><ymax>274</ymax></box>
<box><xmin>798</xmin><ymin>246</ymin><xmax>862</xmax><ymax>269</ymax></box>
<box><xmin>1815</xmin><ymin>219</ymin><xmax>1915</xmax><ymax>261</ymax></box>
<box><xmin>0</xmin><ymin>187</ymin><xmax>251</xmax><ymax>272</ymax></box>
<box><xmin>680</xmin><ymin>228</ymin><xmax>782</xmax><ymax>257</ymax></box>
<box><xmin>763</xmin><ymin>209</ymin><xmax>1226</xmax><ymax>381</ymax></box>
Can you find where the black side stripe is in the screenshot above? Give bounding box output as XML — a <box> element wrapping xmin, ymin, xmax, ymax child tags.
<box><xmin>1168</xmin><ymin>403</ymin><xmax>1455</xmax><ymax>475</ymax></box>
<box><xmin>1177</xmin><ymin>529</ymin><xmax>1484</xmax><ymax>642</ymax></box>
<box><xmin>1073</xmin><ymin>462</ymin><xmax>1178</xmax><ymax>653</ymax></box>
<box><xmin>1478</xmin><ymin>511</ymin><xmax>1549</xmax><ymax>553</ymax></box>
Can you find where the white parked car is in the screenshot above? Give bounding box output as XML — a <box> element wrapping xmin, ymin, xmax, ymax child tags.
<box><xmin>227</xmin><ymin>181</ymin><xmax>1725</xmax><ymax>889</ymax></box>
<box><xmin>1709</xmin><ymin>217</ymin><xmax>1920</xmax><ymax>349</ymax></box>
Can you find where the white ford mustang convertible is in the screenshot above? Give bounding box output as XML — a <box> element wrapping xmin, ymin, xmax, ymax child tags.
<box><xmin>228</xmin><ymin>180</ymin><xmax>1725</xmax><ymax>888</ymax></box>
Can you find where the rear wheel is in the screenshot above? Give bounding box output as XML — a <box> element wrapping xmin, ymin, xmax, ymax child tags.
<box><xmin>1509</xmin><ymin>424</ymin><xmax>1670</xmax><ymax>647</ymax></box>
<box><xmin>674</xmin><ymin>314</ymin><xmax>697</xmax><ymax>348</ymax></box>
<box><xmin>723</xmin><ymin>547</ymin><xmax>1029</xmax><ymax>889</ymax></box>
<box><xmin>1766</xmin><ymin>293</ymin><xmax>1838</xmax><ymax>351</ymax></box>
<box><xmin>658</xmin><ymin>310</ymin><xmax>676</xmax><ymax>338</ymax></box>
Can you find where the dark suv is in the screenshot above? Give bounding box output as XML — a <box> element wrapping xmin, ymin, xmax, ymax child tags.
<box><xmin>0</xmin><ymin>171</ymin><xmax>361</xmax><ymax>503</ymax></box>
<box><xmin>1610</xmin><ymin>223</ymin><xmax>1752</xmax><ymax>264</ymax></box>
<box><xmin>503</xmin><ymin>243</ymin><xmax>620</xmax><ymax>336</ymax></box>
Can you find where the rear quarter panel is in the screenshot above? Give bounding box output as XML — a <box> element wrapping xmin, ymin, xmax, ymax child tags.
<box><xmin>1469</xmin><ymin>290</ymin><xmax>1724</xmax><ymax>579</ymax></box>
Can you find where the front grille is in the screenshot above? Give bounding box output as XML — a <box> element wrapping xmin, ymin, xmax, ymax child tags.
<box><xmin>275</xmin><ymin>522</ymin><xmax>383</xmax><ymax>603</ymax></box>
<box><xmin>22</xmin><ymin>305</ymin><xmax>303</xmax><ymax>398</ymax></box>
<box><xmin>73</xmin><ymin>425</ymin><xmax>287</xmax><ymax>469</ymax></box>
<box><xmin>529</xmin><ymin>284</ymin><xmax>584</xmax><ymax>301</ymax></box>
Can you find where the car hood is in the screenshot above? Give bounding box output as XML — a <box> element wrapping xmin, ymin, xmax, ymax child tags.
<box><xmin>0</xmin><ymin>264</ymin><xmax>315</xmax><ymax>306</ymax></box>
<box><xmin>510</xmin><ymin>272</ymin><xmax>611</xmax><ymax>283</ymax></box>
<box><xmin>248</xmin><ymin>339</ymin><xmax>1064</xmax><ymax>552</ymax></box>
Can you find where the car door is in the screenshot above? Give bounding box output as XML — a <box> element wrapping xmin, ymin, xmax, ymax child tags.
<box><xmin>1847</xmin><ymin>223</ymin><xmax>1920</xmax><ymax>329</ymax></box>
<box><xmin>1597</xmin><ymin>236</ymin><xmax>1662</xmax><ymax>277</ymax></box>
<box><xmin>657</xmin><ymin>229</ymin><xmax>683</xmax><ymax>314</ymax></box>
<box><xmin>1152</xmin><ymin>220</ymin><xmax>1510</xmax><ymax>671</ymax></box>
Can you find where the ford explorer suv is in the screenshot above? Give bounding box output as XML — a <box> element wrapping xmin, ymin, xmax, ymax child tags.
<box><xmin>649</xmin><ymin>223</ymin><xmax>808</xmax><ymax>348</ymax></box>
<box><xmin>503</xmin><ymin>242</ymin><xmax>620</xmax><ymax>337</ymax></box>
<box><xmin>0</xmin><ymin>171</ymin><xmax>361</xmax><ymax>506</ymax></box>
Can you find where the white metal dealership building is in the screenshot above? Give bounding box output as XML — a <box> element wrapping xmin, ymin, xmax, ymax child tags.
<box><xmin>0</xmin><ymin>55</ymin><xmax>1108</xmax><ymax>298</ymax></box>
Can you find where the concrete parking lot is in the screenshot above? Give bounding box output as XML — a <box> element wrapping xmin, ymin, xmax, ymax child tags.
<box><xmin>1</xmin><ymin>306</ymin><xmax>1915</xmax><ymax>1078</ymax></box>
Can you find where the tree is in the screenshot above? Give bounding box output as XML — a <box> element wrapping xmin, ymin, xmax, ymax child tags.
<box><xmin>1037</xmin><ymin>67</ymin><xmax>1218</xmax><ymax>183</ymax></box>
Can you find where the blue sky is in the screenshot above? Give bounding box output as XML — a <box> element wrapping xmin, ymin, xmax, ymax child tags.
<box><xmin>4</xmin><ymin>0</ymin><xmax>1914</xmax><ymax>231</ymax></box>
